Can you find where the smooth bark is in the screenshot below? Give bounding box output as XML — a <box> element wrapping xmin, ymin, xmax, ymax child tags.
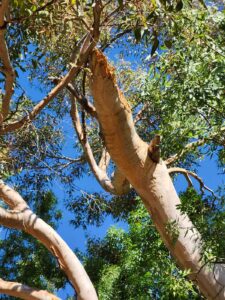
<box><xmin>89</xmin><ymin>49</ymin><xmax>225</xmax><ymax>299</ymax></box>
<box><xmin>70</xmin><ymin>94</ymin><xmax>130</xmax><ymax>195</ymax></box>
<box><xmin>0</xmin><ymin>278</ymin><xmax>60</xmax><ymax>300</ymax></box>
<box><xmin>0</xmin><ymin>0</ymin><xmax>15</xmax><ymax>122</ymax></box>
<box><xmin>0</xmin><ymin>182</ymin><xmax>98</xmax><ymax>300</ymax></box>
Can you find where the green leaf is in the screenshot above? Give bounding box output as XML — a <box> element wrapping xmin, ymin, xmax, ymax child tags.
<box><xmin>151</xmin><ymin>38</ymin><xmax>159</xmax><ymax>56</ymax></box>
<box><xmin>118</xmin><ymin>0</ymin><xmax>123</xmax><ymax>7</ymax></box>
<box><xmin>31</xmin><ymin>59</ymin><xmax>38</xmax><ymax>69</ymax></box>
<box><xmin>165</xmin><ymin>39</ymin><xmax>173</xmax><ymax>48</ymax></box>
<box><xmin>134</xmin><ymin>27</ymin><xmax>142</xmax><ymax>43</ymax></box>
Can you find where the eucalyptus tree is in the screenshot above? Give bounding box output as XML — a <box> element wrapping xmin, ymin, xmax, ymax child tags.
<box><xmin>0</xmin><ymin>0</ymin><xmax>224</xmax><ymax>300</ymax></box>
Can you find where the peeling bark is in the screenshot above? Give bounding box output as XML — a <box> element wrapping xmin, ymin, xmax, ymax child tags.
<box><xmin>89</xmin><ymin>49</ymin><xmax>225</xmax><ymax>299</ymax></box>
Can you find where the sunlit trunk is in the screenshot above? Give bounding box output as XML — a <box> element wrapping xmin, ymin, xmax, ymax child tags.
<box><xmin>90</xmin><ymin>49</ymin><xmax>225</xmax><ymax>300</ymax></box>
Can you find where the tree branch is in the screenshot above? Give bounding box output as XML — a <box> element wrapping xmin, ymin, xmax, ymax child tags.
<box><xmin>70</xmin><ymin>95</ymin><xmax>130</xmax><ymax>195</ymax></box>
<box><xmin>0</xmin><ymin>0</ymin><xmax>15</xmax><ymax>122</ymax></box>
<box><xmin>148</xmin><ymin>134</ymin><xmax>161</xmax><ymax>163</ymax></box>
<box><xmin>168</xmin><ymin>167</ymin><xmax>215</xmax><ymax>195</ymax></box>
<box><xmin>89</xmin><ymin>48</ymin><xmax>225</xmax><ymax>299</ymax></box>
<box><xmin>0</xmin><ymin>34</ymin><xmax>96</xmax><ymax>135</ymax></box>
<box><xmin>0</xmin><ymin>182</ymin><xmax>98</xmax><ymax>300</ymax></box>
<box><xmin>0</xmin><ymin>180</ymin><xmax>28</xmax><ymax>210</ymax></box>
<box><xmin>50</xmin><ymin>76</ymin><xmax>97</xmax><ymax>118</ymax></box>
<box><xmin>165</xmin><ymin>127</ymin><xmax>225</xmax><ymax>165</ymax></box>
<box><xmin>134</xmin><ymin>103</ymin><xmax>147</xmax><ymax>124</ymax></box>
<box><xmin>92</xmin><ymin>0</ymin><xmax>103</xmax><ymax>42</ymax></box>
<box><xmin>0</xmin><ymin>0</ymin><xmax>8</xmax><ymax>25</ymax></box>
<box><xmin>0</xmin><ymin>278</ymin><xmax>60</xmax><ymax>300</ymax></box>
<box><xmin>98</xmin><ymin>147</ymin><xmax>110</xmax><ymax>171</ymax></box>
<box><xmin>101</xmin><ymin>29</ymin><xmax>132</xmax><ymax>51</ymax></box>
<box><xmin>90</xmin><ymin>48</ymin><xmax>148</xmax><ymax>174</ymax></box>
<box><xmin>0</xmin><ymin>0</ymin><xmax>104</xmax><ymax>135</ymax></box>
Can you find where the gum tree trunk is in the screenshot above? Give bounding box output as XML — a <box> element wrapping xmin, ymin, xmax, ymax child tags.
<box><xmin>89</xmin><ymin>49</ymin><xmax>225</xmax><ymax>299</ymax></box>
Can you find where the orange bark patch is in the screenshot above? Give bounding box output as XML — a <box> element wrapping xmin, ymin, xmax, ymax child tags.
<box><xmin>91</xmin><ymin>49</ymin><xmax>116</xmax><ymax>83</ymax></box>
<box><xmin>91</xmin><ymin>49</ymin><xmax>131</xmax><ymax>113</ymax></box>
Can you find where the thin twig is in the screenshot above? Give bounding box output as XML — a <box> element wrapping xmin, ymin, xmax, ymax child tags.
<box><xmin>168</xmin><ymin>167</ymin><xmax>215</xmax><ymax>196</ymax></box>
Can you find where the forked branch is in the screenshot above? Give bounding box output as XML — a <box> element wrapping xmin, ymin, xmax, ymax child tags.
<box><xmin>0</xmin><ymin>34</ymin><xmax>95</xmax><ymax>134</ymax></box>
<box><xmin>168</xmin><ymin>167</ymin><xmax>215</xmax><ymax>195</ymax></box>
<box><xmin>70</xmin><ymin>94</ymin><xmax>130</xmax><ymax>195</ymax></box>
<box><xmin>0</xmin><ymin>0</ymin><xmax>103</xmax><ymax>135</ymax></box>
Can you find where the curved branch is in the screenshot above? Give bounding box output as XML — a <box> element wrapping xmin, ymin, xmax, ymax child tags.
<box><xmin>0</xmin><ymin>182</ymin><xmax>98</xmax><ymax>300</ymax></box>
<box><xmin>0</xmin><ymin>278</ymin><xmax>60</xmax><ymax>300</ymax></box>
<box><xmin>0</xmin><ymin>180</ymin><xmax>28</xmax><ymax>210</ymax></box>
<box><xmin>0</xmin><ymin>32</ymin><xmax>99</xmax><ymax>135</ymax></box>
<box><xmin>168</xmin><ymin>167</ymin><xmax>215</xmax><ymax>195</ymax></box>
<box><xmin>70</xmin><ymin>95</ymin><xmax>130</xmax><ymax>195</ymax></box>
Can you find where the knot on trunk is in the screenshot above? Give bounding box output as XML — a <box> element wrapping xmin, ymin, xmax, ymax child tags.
<box><xmin>148</xmin><ymin>134</ymin><xmax>161</xmax><ymax>163</ymax></box>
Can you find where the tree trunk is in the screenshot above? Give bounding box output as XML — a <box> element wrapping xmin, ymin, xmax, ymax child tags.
<box><xmin>89</xmin><ymin>49</ymin><xmax>225</xmax><ymax>299</ymax></box>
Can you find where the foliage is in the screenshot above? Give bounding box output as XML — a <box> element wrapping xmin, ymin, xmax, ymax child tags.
<box><xmin>83</xmin><ymin>187</ymin><xmax>225</xmax><ymax>299</ymax></box>
<box><xmin>178</xmin><ymin>187</ymin><xmax>225</xmax><ymax>262</ymax></box>
<box><xmin>84</xmin><ymin>198</ymin><xmax>202</xmax><ymax>299</ymax></box>
<box><xmin>0</xmin><ymin>191</ymin><xmax>66</xmax><ymax>298</ymax></box>
<box><xmin>136</xmin><ymin>7</ymin><xmax>225</xmax><ymax>166</ymax></box>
